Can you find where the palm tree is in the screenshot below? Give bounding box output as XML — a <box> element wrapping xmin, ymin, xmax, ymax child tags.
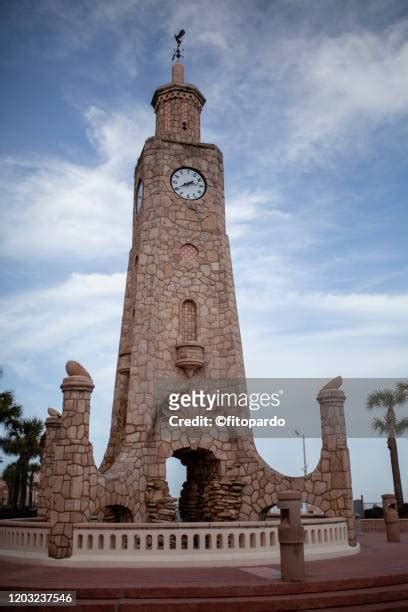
<box><xmin>0</xmin><ymin>368</ymin><xmax>22</xmax><ymax>431</ymax></box>
<box><xmin>367</xmin><ymin>384</ymin><xmax>408</xmax><ymax>511</ymax></box>
<box><xmin>0</xmin><ymin>370</ymin><xmax>44</xmax><ymax>511</ymax></box>
<box><xmin>0</xmin><ymin>369</ymin><xmax>22</xmax><ymax>510</ymax></box>
<box><xmin>19</xmin><ymin>419</ymin><xmax>44</xmax><ymax>508</ymax></box>
<box><xmin>2</xmin><ymin>462</ymin><xmax>17</xmax><ymax>506</ymax></box>
<box><xmin>0</xmin><ymin>430</ymin><xmax>22</xmax><ymax>510</ymax></box>
<box><xmin>0</xmin><ymin>418</ymin><xmax>44</xmax><ymax>510</ymax></box>
<box><xmin>398</xmin><ymin>381</ymin><xmax>408</xmax><ymax>395</ymax></box>
<box><xmin>0</xmin><ymin>391</ymin><xmax>22</xmax><ymax>429</ymax></box>
<box><xmin>27</xmin><ymin>462</ymin><xmax>40</xmax><ymax>508</ymax></box>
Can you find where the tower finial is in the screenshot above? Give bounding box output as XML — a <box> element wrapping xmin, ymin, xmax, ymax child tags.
<box><xmin>172</xmin><ymin>29</ymin><xmax>186</xmax><ymax>63</ymax></box>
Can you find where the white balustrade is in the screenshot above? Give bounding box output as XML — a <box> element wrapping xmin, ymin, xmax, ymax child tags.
<box><xmin>302</xmin><ymin>518</ymin><xmax>350</xmax><ymax>558</ymax></box>
<box><xmin>0</xmin><ymin>520</ymin><xmax>49</xmax><ymax>554</ymax></box>
<box><xmin>0</xmin><ymin>518</ymin><xmax>358</xmax><ymax>567</ymax></box>
<box><xmin>70</xmin><ymin>518</ymin><xmax>355</xmax><ymax>566</ymax></box>
<box><xmin>73</xmin><ymin>521</ymin><xmax>278</xmax><ymax>557</ymax></box>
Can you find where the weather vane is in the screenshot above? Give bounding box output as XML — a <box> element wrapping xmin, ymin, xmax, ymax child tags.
<box><xmin>172</xmin><ymin>29</ymin><xmax>186</xmax><ymax>62</ymax></box>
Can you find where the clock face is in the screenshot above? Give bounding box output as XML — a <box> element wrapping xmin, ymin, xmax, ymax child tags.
<box><xmin>135</xmin><ymin>180</ymin><xmax>143</xmax><ymax>213</ymax></box>
<box><xmin>171</xmin><ymin>167</ymin><xmax>206</xmax><ymax>200</ymax></box>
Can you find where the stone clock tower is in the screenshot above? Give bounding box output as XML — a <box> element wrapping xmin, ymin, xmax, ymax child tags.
<box><xmin>98</xmin><ymin>60</ymin><xmax>250</xmax><ymax>521</ymax></box>
<box><xmin>41</xmin><ymin>59</ymin><xmax>356</xmax><ymax>557</ymax></box>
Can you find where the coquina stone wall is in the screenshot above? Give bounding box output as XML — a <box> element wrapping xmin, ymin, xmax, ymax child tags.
<box><xmin>39</xmin><ymin>62</ymin><xmax>357</xmax><ymax>558</ymax></box>
<box><xmin>41</xmin><ymin>363</ymin><xmax>356</xmax><ymax>558</ymax></box>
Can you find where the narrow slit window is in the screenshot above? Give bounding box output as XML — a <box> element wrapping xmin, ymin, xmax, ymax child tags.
<box><xmin>181</xmin><ymin>300</ymin><xmax>197</xmax><ymax>341</ymax></box>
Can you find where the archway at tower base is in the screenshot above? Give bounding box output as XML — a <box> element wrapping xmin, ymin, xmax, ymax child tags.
<box><xmin>171</xmin><ymin>448</ymin><xmax>220</xmax><ymax>522</ymax></box>
<box><xmin>99</xmin><ymin>505</ymin><xmax>133</xmax><ymax>523</ymax></box>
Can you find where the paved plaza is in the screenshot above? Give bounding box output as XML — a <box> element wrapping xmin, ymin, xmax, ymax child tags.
<box><xmin>1</xmin><ymin>533</ymin><xmax>407</xmax><ymax>610</ymax></box>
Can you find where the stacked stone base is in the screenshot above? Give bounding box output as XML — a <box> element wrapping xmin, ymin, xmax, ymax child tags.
<box><xmin>200</xmin><ymin>480</ymin><xmax>245</xmax><ymax>521</ymax></box>
<box><xmin>146</xmin><ymin>480</ymin><xmax>177</xmax><ymax>522</ymax></box>
<box><xmin>39</xmin><ymin>365</ymin><xmax>357</xmax><ymax>559</ymax></box>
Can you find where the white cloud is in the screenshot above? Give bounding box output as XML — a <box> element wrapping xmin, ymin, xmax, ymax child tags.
<box><xmin>238</xmin><ymin>284</ymin><xmax>408</xmax><ymax>324</ymax></box>
<box><xmin>0</xmin><ymin>272</ymin><xmax>124</xmax><ymax>371</ymax></box>
<box><xmin>308</xmin><ymin>292</ymin><xmax>408</xmax><ymax>317</ymax></box>
<box><xmin>196</xmin><ymin>31</ymin><xmax>228</xmax><ymax>50</ymax></box>
<box><xmin>21</xmin><ymin>1</ymin><xmax>408</xmax><ymax>171</ymax></box>
<box><xmin>284</xmin><ymin>22</ymin><xmax>408</xmax><ymax>161</ymax></box>
<box><xmin>243</xmin><ymin>325</ymin><xmax>408</xmax><ymax>379</ymax></box>
<box><xmin>165</xmin><ymin>5</ymin><xmax>408</xmax><ymax>166</ymax></box>
<box><xmin>35</xmin><ymin>0</ymin><xmax>165</xmax><ymax>77</ymax></box>
<box><xmin>226</xmin><ymin>190</ymin><xmax>285</xmax><ymax>223</ymax></box>
<box><xmin>0</xmin><ymin>271</ymin><xmax>124</xmax><ymax>463</ymax></box>
<box><xmin>232</xmin><ymin>243</ymin><xmax>408</xmax><ymax>378</ymax></box>
<box><xmin>0</xmin><ymin>274</ymin><xmax>122</xmax><ymax>391</ymax></box>
<box><xmin>225</xmin><ymin>189</ymin><xmax>289</xmax><ymax>238</ymax></box>
<box><xmin>84</xmin><ymin>106</ymin><xmax>151</xmax><ymax>172</ymax></box>
<box><xmin>0</xmin><ymin>105</ymin><xmax>153</xmax><ymax>260</ymax></box>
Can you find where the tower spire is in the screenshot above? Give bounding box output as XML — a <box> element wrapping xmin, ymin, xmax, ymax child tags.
<box><xmin>151</xmin><ymin>30</ymin><xmax>205</xmax><ymax>143</ymax></box>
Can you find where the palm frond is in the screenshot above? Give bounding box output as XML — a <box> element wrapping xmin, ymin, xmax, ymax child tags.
<box><xmin>0</xmin><ymin>391</ymin><xmax>15</xmax><ymax>406</ymax></box>
<box><xmin>19</xmin><ymin>418</ymin><xmax>43</xmax><ymax>435</ymax></box>
<box><xmin>372</xmin><ymin>416</ymin><xmax>389</xmax><ymax>435</ymax></box>
<box><xmin>367</xmin><ymin>388</ymin><xmax>394</xmax><ymax>409</ymax></box>
<box><xmin>367</xmin><ymin>386</ymin><xmax>407</xmax><ymax>411</ymax></box>
<box><xmin>395</xmin><ymin>417</ymin><xmax>408</xmax><ymax>436</ymax></box>
<box><xmin>0</xmin><ymin>391</ymin><xmax>23</xmax><ymax>429</ymax></box>
<box><xmin>397</xmin><ymin>381</ymin><xmax>408</xmax><ymax>392</ymax></box>
<box><xmin>0</xmin><ymin>436</ymin><xmax>20</xmax><ymax>455</ymax></box>
<box><xmin>394</xmin><ymin>383</ymin><xmax>408</xmax><ymax>405</ymax></box>
<box><xmin>2</xmin><ymin>461</ymin><xmax>17</xmax><ymax>482</ymax></box>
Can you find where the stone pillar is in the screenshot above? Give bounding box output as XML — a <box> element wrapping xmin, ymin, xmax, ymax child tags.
<box><xmin>277</xmin><ymin>490</ymin><xmax>305</xmax><ymax>582</ymax></box>
<box><xmin>48</xmin><ymin>361</ymin><xmax>97</xmax><ymax>559</ymax></box>
<box><xmin>37</xmin><ymin>409</ymin><xmax>62</xmax><ymax>520</ymax></box>
<box><xmin>317</xmin><ymin>378</ymin><xmax>356</xmax><ymax>545</ymax></box>
<box><xmin>382</xmin><ymin>493</ymin><xmax>400</xmax><ymax>543</ymax></box>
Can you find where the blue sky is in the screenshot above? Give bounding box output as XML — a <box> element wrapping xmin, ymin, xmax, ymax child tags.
<box><xmin>0</xmin><ymin>0</ymin><xmax>407</xmax><ymax>503</ymax></box>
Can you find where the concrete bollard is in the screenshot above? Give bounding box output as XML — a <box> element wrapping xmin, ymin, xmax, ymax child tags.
<box><xmin>277</xmin><ymin>490</ymin><xmax>305</xmax><ymax>582</ymax></box>
<box><xmin>382</xmin><ymin>494</ymin><xmax>400</xmax><ymax>543</ymax></box>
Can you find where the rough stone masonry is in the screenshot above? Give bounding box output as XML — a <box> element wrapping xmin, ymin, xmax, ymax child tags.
<box><xmin>38</xmin><ymin>62</ymin><xmax>356</xmax><ymax>558</ymax></box>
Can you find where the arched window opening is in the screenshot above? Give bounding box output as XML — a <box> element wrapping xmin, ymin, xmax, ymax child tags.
<box><xmin>135</xmin><ymin>180</ymin><xmax>143</xmax><ymax>214</ymax></box>
<box><xmin>132</xmin><ymin>256</ymin><xmax>139</xmax><ymax>320</ymax></box>
<box><xmin>180</xmin><ymin>243</ymin><xmax>199</xmax><ymax>264</ymax></box>
<box><xmin>181</xmin><ymin>299</ymin><xmax>197</xmax><ymax>342</ymax></box>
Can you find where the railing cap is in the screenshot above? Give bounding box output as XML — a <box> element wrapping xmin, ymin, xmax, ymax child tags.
<box><xmin>72</xmin><ymin>517</ymin><xmax>347</xmax><ymax>530</ymax></box>
<box><xmin>0</xmin><ymin>520</ymin><xmax>50</xmax><ymax>528</ymax></box>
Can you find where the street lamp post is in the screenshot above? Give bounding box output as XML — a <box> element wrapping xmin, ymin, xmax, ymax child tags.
<box><xmin>295</xmin><ymin>430</ymin><xmax>308</xmax><ymax>512</ymax></box>
<box><xmin>294</xmin><ymin>430</ymin><xmax>307</xmax><ymax>477</ymax></box>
